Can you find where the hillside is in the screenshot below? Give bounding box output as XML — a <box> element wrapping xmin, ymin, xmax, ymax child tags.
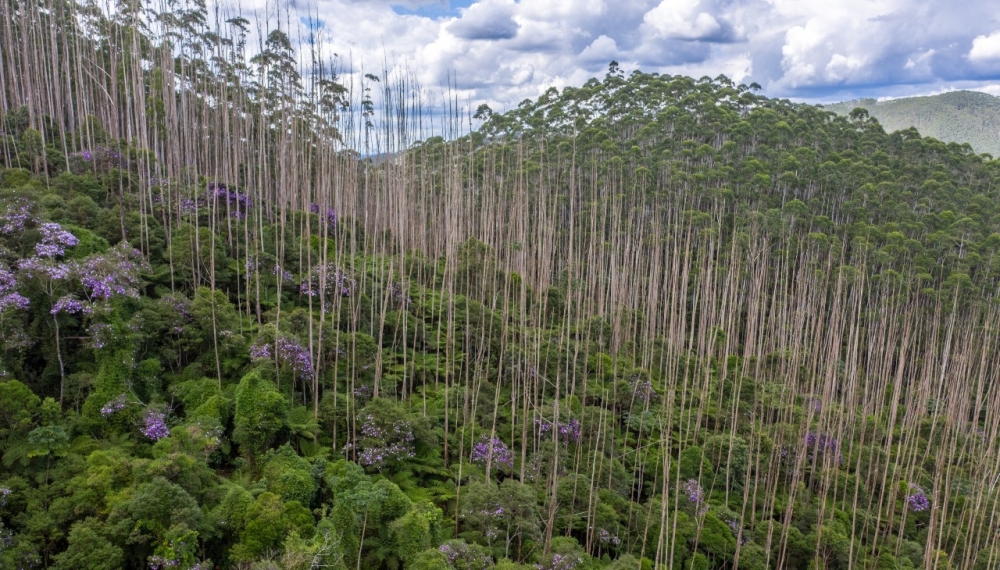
<box><xmin>824</xmin><ymin>90</ymin><xmax>1000</xmax><ymax>156</ymax></box>
<box><xmin>3</xmin><ymin>2</ymin><xmax>1000</xmax><ymax>570</ymax></box>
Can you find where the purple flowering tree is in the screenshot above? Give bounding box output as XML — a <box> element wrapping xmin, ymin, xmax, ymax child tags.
<box><xmin>249</xmin><ymin>334</ymin><xmax>313</xmax><ymax>393</ymax></box>
<box><xmin>907</xmin><ymin>484</ymin><xmax>930</xmax><ymax>513</ymax></box>
<box><xmin>471</xmin><ymin>436</ymin><xmax>514</xmax><ymax>474</ymax></box>
<box><xmin>683</xmin><ymin>479</ymin><xmax>709</xmax><ymax>517</ymax></box>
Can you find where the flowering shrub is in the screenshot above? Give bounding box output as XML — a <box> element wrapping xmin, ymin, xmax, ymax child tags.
<box><xmin>34</xmin><ymin>223</ymin><xmax>79</xmax><ymax>257</ymax></box>
<box><xmin>597</xmin><ymin>528</ymin><xmax>621</xmax><ymax>547</ymax></box>
<box><xmin>535</xmin><ymin>553</ymin><xmax>582</xmax><ymax>570</ymax></box>
<box><xmin>100</xmin><ymin>394</ymin><xmax>129</xmax><ymax>417</ymax></box>
<box><xmin>437</xmin><ymin>540</ymin><xmax>493</xmax><ymax>569</ymax></box>
<box><xmin>684</xmin><ymin>479</ymin><xmax>709</xmax><ymax>516</ymax></box>
<box><xmin>908</xmin><ymin>484</ymin><xmax>930</xmax><ymax>512</ymax></box>
<box><xmin>51</xmin><ymin>295</ymin><xmax>91</xmax><ymax>315</ymax></box>
<box><xmin>345</xmin><ymin>410</ymin><xmax>415</xmax><ymax>468</ymax></box>
<box><xmin>0</xmin><ymin>268</ymin><xmax>29</xmax><ymax>312</ymax></box>
<box><xmin>142</xmin><ymin>410</ymin><xmax>170</xmax><ymax>441</ymax></box>
<box><xmin>536</xmin><ymin>417</ymin><xmax>581</xmax><ymax>442</ymax></box>
<box><xmin>471</xmin><ymin>437</ymin><xmax>513</xmax><ymax>470</ymax></box>
<box><xmin>804</xmin><ymin>431</ymin><xmax>843</xmax><ymax>464</ymax></box>
<box><xmin>76</xmin><ymin>242</ymin><xmax>149</xmax><ymax>301</ymax></box>
<box><xmin>299</xmin><ymin>263</ymin><xmax>355</xmax><ymax>301</ymax></box>
<box><xmin>249</xmin><ymin>336</ymin><xmax>313</xmax><ymax>380</ymax></box>
<box><xmin>0</xmin><ymin>200</ymin><xmax>32</xmax><ymax>234</ymax></box>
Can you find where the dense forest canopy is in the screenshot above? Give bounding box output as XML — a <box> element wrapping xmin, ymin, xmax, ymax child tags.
<box><xmin>3</xmin><ymin>0</ymin><xmax>1000</xmax><ymax>569</ymax></box>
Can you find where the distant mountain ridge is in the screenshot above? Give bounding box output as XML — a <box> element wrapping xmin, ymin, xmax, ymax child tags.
<box><xmin>823</xmin><ymin>90</ymin><xmax>1000</xmax><ymax>157</ymax></box>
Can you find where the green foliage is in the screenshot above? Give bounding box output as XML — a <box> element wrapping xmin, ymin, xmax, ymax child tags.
<box><xmin>233</xmin><ymin>370</ymin><xmax>287</xmax><ymax>460</ymax></box>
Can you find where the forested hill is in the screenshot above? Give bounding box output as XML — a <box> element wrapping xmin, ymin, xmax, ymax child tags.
<box><xmin>4</xmin><ymin>2</ymin><xmax>1000</xmax><ymax>570</ymax></box>
<box><xmin>824</xmin><ymin>90</ymin><xmax>1000</xmax><ymax>157</ymax></box>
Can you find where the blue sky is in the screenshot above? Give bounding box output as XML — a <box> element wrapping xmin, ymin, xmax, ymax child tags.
<box><xmin>277</xmin><ymin>0</ymin><xmax>1000</xmax><ymax>113</ymax></box>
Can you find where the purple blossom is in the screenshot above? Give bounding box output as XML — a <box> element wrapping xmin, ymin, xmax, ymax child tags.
<box><xmin>907</xmin><ymin>484</ymin><xmax>930</xmax><ymax>512</ymax></box>
<box><xmin>0</xmin><ymin>200</ymin><xmax>32</xmax><ymax>234</ymax></box>
<box><xmin>437</xmin><ymin>541</ymin><xmax>492</xmax><ymax>569</ymax></box>
<box><xmin>141</xmin><ymin>410</ymin><xmax>170</xmax><ymax>441</ymax></box>
<box><xmin>0</xmin><ymin>292</ymin><xmax>29</xmax><ymax>312</ymax></box>
<box><xmin>18</xmin><ymin>257</ymin><xmax>70</xmax><ymax>280</ymax></box>
<box><xmin>471</xmin><ymin>437</ymin><xmax>514</xmax><ymax>470</ymax></box>
<box><xmin>100</xmin><ymin>394</ymin><xmax>129</xmax><ymax>417</ymax></box>
<box><xmin>300</xmin><ymin>264</ymin><xmax>355</xmax><ymax>301</ymax></box>
<box><xmin>249</xmin><ymin>336</ymin><xmax>312</xmax><ymax>380</ymax></box>
<box><xmin>347</xmin><ymin>412</ymin><xmax>415</xmax><ymax>468</ymax></box>
<box><xmin>0</xmin><ymin>268</ymin><xmax>29</xmax><ymax>312</ymax></box>
<box><xmin>536</xmin><ymin>417</ymin><xmax>581</xmax><ymax>442</ymax></box>
<box><xmin>804</xmin><ymin>431</ymin><xmax>843</xmax><ymax>464</ymax></box>
<box><xmin>272</xmin><ymin>265</ymin><xmax>293</xmax><ymax>282</ymax></box>
<box><xmin>390</xmin><ymin>282</ymin><xmax>412</xmax><ymax>309</ymax></box>
<box><xmin>598</xmin><ymin>529</ymin><xmax>621</xmax><ymax>547</ymax></box>
<box><xmin>683</xmin><ymin>479</ymin><xmax>709</xmax><ymax>516</ymax></box>
<box><xmin>87</xmin><ymin>323</ymin><xmax>111</xmax><ymax>349</ymax></box>
<box><xmin>0</xmin><ymin>486</ymin><xmax>9</xmax><ymax>508</ymax></box>
<box><xmin>535</xmin><ymin>553</ymin><xmax>582</xmax><ymax>570</ymax></box>
<box><xmin>76</xmin><ymin>243</ymin><xmax>149</xmax><ymax>301</ymax></box>
<box><xmin>34</xmin><ymin>223</ymin><xmax>78</xmax><ymax>257</ymax></box>
<box><xmin>51</xmin><ymin>295</ymin><xmax>91</xmax><ymax>315</ymax></box>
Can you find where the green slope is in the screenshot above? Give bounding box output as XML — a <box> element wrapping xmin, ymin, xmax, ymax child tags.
<box><xmin>824</xmin><ymin>90</ymin><xmax>1000</xmax><ymax>156</ymax></box>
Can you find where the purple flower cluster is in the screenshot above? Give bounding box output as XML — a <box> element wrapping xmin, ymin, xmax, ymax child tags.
<box><xmin>907</xmin><ymin>484</ymin><xmax>930</xmax><ymax>512</ymax></box>
<box><xmin>350</xmin><ymin>412</ymin><xmax>415</xmax><ymax>468</ymax></box>
<box><xmin>141</xmin><ymin>410</ymin><xmax>170</xmax><ymax>441</ymax></box>
<box><xmin>18</xmin><ymin>257</ymin><xmax>70</xmax><ymax>280</ymax></box>
<box><xmin>51</xmin><ymin>295</ymin><xmax>91</xmax><ymax>315</ymax></box>
<box><xmin>69</xmin><ymin>147</ymin><xmax>122</xmax><ymax>173</ymax></box>
<box><xmin>76</xmin><ymin>243</ymin><xmax>149</xmax><ymax>301</ymax></box>
<box><xmin>683</xmin><ymin>479</ymin><xmax>709</xmax><ymax>516</ymax></box>
<box><xmin>389</xmin><ymin>282</ymin><xmax>412</xmax><ymax>309</ymax></box>
<box><xmin>204</xmin><ymin>182</ymin><xmax>250</xmax><ymax>219</ymax></box>
<box><xmin>0</xmin><ymin>268</ymin><xmax>29</xmax><ymax>312</ymax></box>
<box><xmin>0</xmin><ymin>200</ymin><xmax>32</xmax><ymax>234</ymax></box>
<box><xmin>536</xmin><ymin>417</ymin><xmax>581</xmax><ymax>442</ymax></box>
<box><xmin>471</xmin><ymin>437</ymin><xmax>514</xmax><ymax>470</ymax></box>
<box><xmin>353</xmin><ymin>384</ymin><xmax>373</xmax><ymax>399</ymax></box>
<box><xmin>438</xmin><ymin>541</ymin><xmax>492</xmax><ymax>568</ymax></box>
<box><xmin>100</xmin><ymin>394</ymin><xmax>129</xmax><ymax>417</ymax></box>
<box><xmin>34</xmin><ymin>223</ymin><xmax>79</xmax><ymax>257</ymax></box>
<box><xmin>272</xmin><ymin>265</ymin><xmax>293</xmax><ymax>282</ymax></box>
<box><xmin>299</xmin><ymin>263</ymin><xmax>355</xmax><ymax>300</ymax></box>
<box><xmin>308</xmin><ymin>203</ymin><xmax>337</xmax><ymax>226</ymax></box>
<box><xmin>0</xmin><ymin>486</ymin><xmax>9</xmax><ymax>508</ymax></box>
<box><xmin>535</xmin><ymin>553</ymin><xmax>582</xmax><ymax>570</ymax></box>
<box><xmin>249</xmin><ymin>336</ymin><xmax>313</xmax><ymax>380</ymax></box>
<box><xmin>597</xmin><ymin>529</ymin><xmax>621</xmax><ymax>547</ymax></box>
<box><xmin>726</xmin><ymin>519</ymin><xmax>750</xmax><ymax>545</ymax></box>
<box><xmin>804</xmin><ymin>431</ymin><xmax>843</xmax><ymax>464</ymax></box>
<box><xmin>87</xmin><ymin>323</ymin><xmax>110</xmax><ymax>349</ymax></box>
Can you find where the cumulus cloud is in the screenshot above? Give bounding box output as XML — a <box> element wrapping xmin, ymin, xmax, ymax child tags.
<box><xmin>642</xmin><ymin>0</ymin><xmax>728</xmax><ymax>42</ymax></box>
<box><xmin>447</xmin><ymin>0</ymin><xmax>519</xmax><ymax>40</ymax></box>
<box><xmin>969</xmin><ymin>32</ymin><xmax>1000</xmax><ymax>62</ymax></box>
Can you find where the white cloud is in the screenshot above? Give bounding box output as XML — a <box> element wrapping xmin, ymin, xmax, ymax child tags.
<box><xmin>969</xmin><ymin>31</ymin><xmax>1000</xmax><ymax>62</ymax></box>
<box><xmin>447</xmin><ymin>0</ymin><xmax>520</xmax><ymax>40</ymax></box>
<box><xmin>642</xmin><ymin>0</ymin><xmax>722</xmax><ymax>41</ymax></box>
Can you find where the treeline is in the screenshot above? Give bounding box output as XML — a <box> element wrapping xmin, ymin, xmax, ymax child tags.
<box><xmin>3</xmin><ymin>0</ymin><xmax>1000</xmax><ymax>569</ymax></box>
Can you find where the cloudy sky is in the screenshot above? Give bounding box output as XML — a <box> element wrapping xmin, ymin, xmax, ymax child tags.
<box><xmin>267</xmin><ymin>0</ymin><xmax>1000</xmax><ymax>112</ymax></box>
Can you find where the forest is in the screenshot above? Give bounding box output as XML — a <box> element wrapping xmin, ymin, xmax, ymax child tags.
<box><xmin>3</xmin><ymin>0</ymin><xmax>1000</xmax><ymax>569</ymax></box>
<box><xmin>824</xmin><ymin>90</ymin><xmax>1000</xmax><ymax>158</ymax></box>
